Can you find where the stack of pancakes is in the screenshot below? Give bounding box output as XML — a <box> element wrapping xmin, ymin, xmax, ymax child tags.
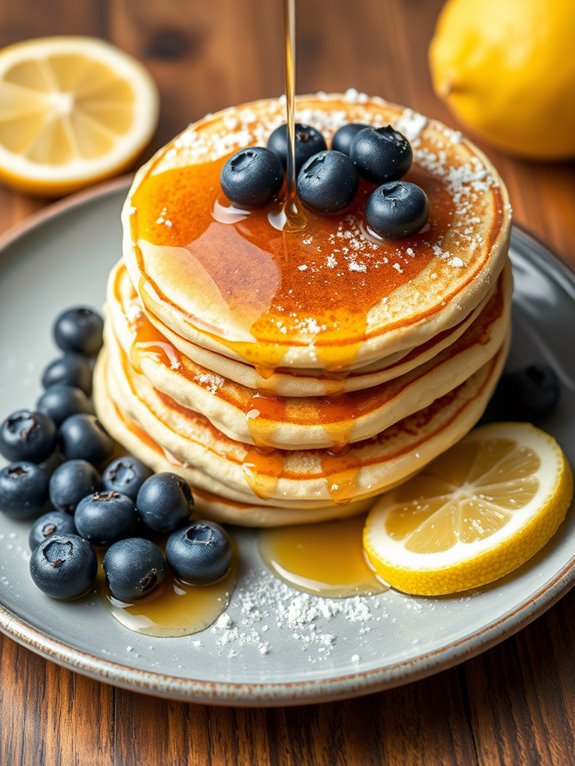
<box><xmin>94</xmin><ymin>93</ymin><xmax>512</xmax><ymax>526</ymax></box>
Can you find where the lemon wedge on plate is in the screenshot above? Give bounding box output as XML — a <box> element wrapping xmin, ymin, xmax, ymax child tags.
<box><xmin>364</xmin><ymin>423</ymin><xmax>573</xmax><ymax>596</ymax></box>
<box><xmin>0</xmin><ymin>37</ymin><xmax>159</xmax><ymax>196</ymax></box>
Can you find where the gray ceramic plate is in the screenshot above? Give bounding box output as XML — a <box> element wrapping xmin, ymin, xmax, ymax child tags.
<box><xmin>0</xmin><ymin>179</ymin><xmax>574</xmax><ymax>706</ymax></box>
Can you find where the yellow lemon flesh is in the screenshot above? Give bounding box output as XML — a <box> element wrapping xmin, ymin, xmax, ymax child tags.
<box><xmin>0</xmin><ymin>37</ymin><xmax>159</xmax><ymax>196</ymax></box>
<box><xmin>364</xmin><ymin>423</ymin><xmax>573</xmax><ymax>596</ymax></box>
<box><xmin>429</xmin><ymin>0</ymin><xmax>575</xmax><ymax>160</ymax></box>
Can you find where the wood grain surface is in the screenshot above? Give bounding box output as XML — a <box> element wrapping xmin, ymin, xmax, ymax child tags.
<box><xmin>1</xmin><ymin>1</ymin><xmax>575</xmax><ymax>764</ymax></box>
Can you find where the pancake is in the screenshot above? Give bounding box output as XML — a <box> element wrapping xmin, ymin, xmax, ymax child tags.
<box><xmin>122</xmin><ymin>93</ymin><xmax>511</xmax><ymax>377</ymax></box>
<box><xmin>94</xmin><ymin>336</ymin><xmax>509</xmax><ymax>518</ymax></box>
<box><xmin>95</xmin><ymin>91</ymin><xmax>513</xmax><ymax>526</ymax></box>
<box><xmin>105</xmin><ymin>261</ymin><xmax>512</xmax><ymax>449</ymax></box>
<box><xmin>108</xmin><ymin>259</ymin><xmax>500</xmax><ymax>397</ymax></box>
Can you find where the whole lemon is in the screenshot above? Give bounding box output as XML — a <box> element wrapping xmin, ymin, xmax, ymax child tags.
<box><xmin>429</xmin><ymin>0</ymin><xmax>575</xmax><ymax>160</ymax></box>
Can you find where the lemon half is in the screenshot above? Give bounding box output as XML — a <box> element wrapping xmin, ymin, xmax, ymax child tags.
<box><xmin>364</xmin><ymin>422</ymin><xmax>573</xmax><ymax>596</ymax></box>
<box><xmin>0</xmin><ymin>37</ymin><xmax>159</xmax><ymax>196</ymax></box>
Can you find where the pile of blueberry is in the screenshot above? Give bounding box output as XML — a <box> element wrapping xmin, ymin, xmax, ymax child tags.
<box><xmin>220</xmin><ymin>121</ymin><xmax>429</xmax><ymax>239</ymax></box>
<box><xmin>0</xmin><ymin>307</ymin><xmax>232</xmax><ymax>602</ymax></box>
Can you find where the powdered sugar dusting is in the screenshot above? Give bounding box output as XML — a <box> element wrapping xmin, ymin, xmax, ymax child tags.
<box><xmin>125</xmin><ymin>300</ymin><xmax>143</xmax><ymax>326</ymax></box>
<box><xmin>194</xmin><ymin>372</ymin><xmax>225</xmax><ymax>395</ymax></box>
<box><xmin>395</xmin><ymin>109</ymin><xmax>428</xmax><ymax>142</ymax></box>
<box><xmin>208</xmin><ymin>566</ymin><xmax>386</xmax><ymax>662</ymax></box>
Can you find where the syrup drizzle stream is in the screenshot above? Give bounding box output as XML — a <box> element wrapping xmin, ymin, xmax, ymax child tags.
<box><xmin>282</xmin><ymin>0</ymin><xmax>306</xmax><ymax>231</ymax></box>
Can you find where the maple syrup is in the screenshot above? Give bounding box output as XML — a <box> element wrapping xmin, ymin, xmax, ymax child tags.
<box><xmin>130</xmin><ymin>164</ymin><xmax>453</xmax><ymax>375</ymax></box>
<box><xmin>259</xmin><ymin>514</ymin><xmax>386</xmax><ymax>597</ymax></box>
<box><xmin>98</xmin><ymin>558</ymin><xmax>237</xmax><ymax>638</ymax></box>
<box><xmin>280</xmin><ymin>0</ymin><xmax>307</xmax><ymax>231</ymax></box>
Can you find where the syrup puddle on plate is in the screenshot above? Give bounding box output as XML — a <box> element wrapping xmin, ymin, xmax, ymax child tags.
<box><xmin>259</xmin><ymin>514</ymin><xmax>387</xmax><ymax>597</ymax></box>
<box><xmin>98</xmin><ymin>560</ymin><xmax>238</xmax><ymax>638</ymax></box>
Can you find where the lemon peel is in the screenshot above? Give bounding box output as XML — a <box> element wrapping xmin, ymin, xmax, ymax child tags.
<box><xmin>429</xmin><ymin>0</ymin><xmax>575</xmax><ymax>160</ymax></box>
<box><xmin>0</xmin><ymin>37</ymin><xmax>159</xmax><ymax>196</ymax></box>
<box><xmin>363</xmin><ymin>422</ymin><xmax>573</xmax><ymax>595</ymax></box>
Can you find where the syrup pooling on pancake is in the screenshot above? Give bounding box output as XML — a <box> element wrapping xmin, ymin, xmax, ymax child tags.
<box><xmin>130</xmin><ymin>164</ymin><xmax>455</xmax><ymax>372</ymax></box>
<box><xmin>125</xmin><ymin>95</ymin><xmax>509</xmax><ymax>373</ymax></box>
<box><xmin>112</xmin><ymin>259</ymin><xmax>499</xmax><ymax>397</ymax></box>
<box><xmin>98</xmin><ymin>340</ymin><xmax>508</xmax><ymax>506</ymax></box>
<box><xmin>108</xmin><ymin>260</ymin><xmax>511</xmax><ymax>451</ymax></box>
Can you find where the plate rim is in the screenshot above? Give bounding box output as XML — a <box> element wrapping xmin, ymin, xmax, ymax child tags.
<box><xmin>0</xmin><ymin>181</ymin><xmax>574</xmax><ymax>706</ymax></box>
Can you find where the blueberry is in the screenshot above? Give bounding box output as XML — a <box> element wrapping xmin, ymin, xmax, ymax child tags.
<box><xmin>29</xmin><ymin>510</ymin><xmax>77</xmax><ymax>551</ymax></box>
<box><xmin>42</xmin><ymin>353</ymin><xmax>93</xmax><ymax>396</ymax></box>
<box><xmin>0</xmin><ymin>462</ymin><xmax>50</xmax><ymax>520</ymax></box>
<box><xmin>220</xmin><ymin>147</ymin><xmax>284</xmax><ymax>209</ymax></box>
<box><xmin>331</xmin><ymin>123</ymin><xmax>370</xmax><ymax>155</ymax></box>
<box><xmin>267</xmin><ymin>123</ymin><xmax>327</xmax><ymax>173</ymax></box>
<box><xmin>74</xmin><ymin>491</ymin><xmax>138</xmax><ymax>546</ymax></box>
<box><xmin>136</xmin><ymin>472</ymin><xmax>193</xmax><ymax>533</ymax></box>
<box><xmin>49</xmin><ymin>459</ymin><xmax>102</xmax><ymax>513</ymax></box>
<box><xmin>166</xmin><ymin>521</ymin><xmax>232</xmax><ymax>584</ymax></box>
<box><xmin>487</xmin><ymin>364</ymin><xmax>561</xmax><ymax>422</ymax></box>
<box><xmin>0</xmin><ymin>409</ymin><xmax>58</xmax><ymax>464</ymax></box>
<box><xmin>102</xmin><ymin>455</ymin><xmax>153</xmax><ymax>501</ymax></box>
<box><xmin>59</xmin><ymin>414</ymin><xmax>114</xmax><ymax>465</ymax></box>
<box><xmin>53</xmin><ymin>307</ymin><xmax>104</xmax><ymax>357</ymax></box>
<box><xmin>366</xmin><ymin>181</ymin><xmax>429</xmax><ymax>239</ymax></box>
<box><xmin>296</xmin><ymin>150</ymin><xmax>359</xmax><ymax>214</ymax></box>
<box><xmin>29</xmin><ymin>533</ymin><xmax>97</xmax><ymax>599</ymax></box>
<box><xmin>37</xmin><ymin>384</ymin><xmax>93</xmax><ymax>427</ymax></box>
<box><xmin>350</xmin><ymin>126</ymin><xmax>412</xmax><ymax>183</ymax></box>
<box><xmin>103</xmin><ymin>538</ymin><xmax>166</xmax><ymax>601</ymax></box>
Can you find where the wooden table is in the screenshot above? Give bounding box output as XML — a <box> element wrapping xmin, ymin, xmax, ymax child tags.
<box><xmin>1</xmin><ymin>1</ymin><xmax>574</xmax><ymax>763</ymax></box>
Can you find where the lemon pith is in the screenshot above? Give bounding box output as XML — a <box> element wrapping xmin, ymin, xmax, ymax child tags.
<box><xmin>363</xmin><ymin>423</ymin><xmax>574</xmax><ymax>596</ymax></box>
<box><xmin>0</xmin><ymin>37</ymin><xmax>159</xmax><ymax>196</ymax></box>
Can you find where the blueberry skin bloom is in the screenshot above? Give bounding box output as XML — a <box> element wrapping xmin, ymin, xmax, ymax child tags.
<box><xmin>29</xmin><ymin>510</ymin><xmax>77</xmax><ymax>551</ymax></box>
<box><xmin>331</xmin><ymin>122</ymin><xmax>370</xmax><ymax>156</ymax></box>
<box><xmin>29</xmin><ymin>534</ymin><xmax>97</xmax><ymax>600</ymax></box>
<box><xmin>75</xmin><ymin>491</ymin><xmax>138</xmax><ymax>546</ymax></box>
<box><xmin>350</xmin><ymin>126</ymin><xmax>412</xmax><ymax>183</ymax></box>
<box><xmin>37</xmin><ymin>384</ymin><xmax>93</xmax><ymax>427</ymax></box>
<box><xmin>41</xmin><ymin>353</ymin><xmax>93</xmax><ymax>396</ymax></box>
<box><xmin>0</xmin><ymin>462</ymin><xmax>50</xmax><ymax>520</ymax></box>
<box><xmin>49</xmin><ymin>459</ymin><xmax>102</xmax><ymax>513</ymax></box>
<box><xmin>59</xmin><ymin>414</ymin><xmax>114</xmax><ymax>465</ymax></box>
<box><xmin>296</xmin><ymin>150</ymin><xmax>359</xmax><ymax>214</ymax></box>
<box><xmin>53</xmin><ymin>306</ymin><xmax>104</xmax><ymax>357</ymax></box>
<box><xmin>103</xmin><ymin>538</ymin><xmax>166</xmax><ymax>601</ymax></box>
<box><xmin>102</xmin><ymin>455</ymin><xmax>153</xmax><ymax>502</ymax></box>
<box><xmin>166</xmin><ymin>521</ymin><xmax>232</xmax><ymax>584</ymax></box>
<box><xmin>267</xmin><ymin>123</ymin><xmax>327</xmax><ymax>172</ymax></box>
<box><xmin>136</xmin><ymin>472</ymin><xmax>194</xmax><ymax>533</ymax></box>
<box><xmin>220</xmin><ymin>147</ymin><xmax>284</xmax><ymax>209</ymax></box>
<box><xmin>0</xmin><ymin>409</ymin><xmax>58</xmax><ymax>464</ymax></box>
<box><xmin>366</xmin><ymin>181</ymin><xmax>429</xmax><ymax>239</ymax></box>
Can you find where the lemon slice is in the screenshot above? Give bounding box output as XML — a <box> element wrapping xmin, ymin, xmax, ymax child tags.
<box><xmin>0</xmin><ymin>37</ymin><xmax>159</xmax><ymax>196</ymax></box>
<box><xmin>364</xmin><ymin>423</ymin><xmax>573</xmax><ymax>596</ymax></box>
